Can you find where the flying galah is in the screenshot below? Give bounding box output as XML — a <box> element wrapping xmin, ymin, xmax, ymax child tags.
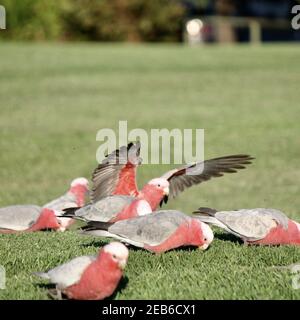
<box><xmin>43</xmin><ymin>177</ymin><xmax>89</xmax><ymax>230</ymax></box>
<box><xmin>34</xmin><ymin>242</ymin><xmax>128</xmax><ymax>300</ymax></box>
<box><xmin>61</xmin><ymin>194</ymin><xmax>152</xmax><ymax>223</ymax></box>
<box><xmin>80</xmin><ymin>210</ymin><xmax>214</xmax><ymax>253</ymax></box>
<box><xmin>91</xmin><ymin>142</ymin><xmax>254</xmax><ymax>210</ymax></box>
<box><xmin>193</xmin><ymin>207</ymin><xmax>300</xmax><ymax>246</ymax></box>
<box><xmin>0</xmin><ymin>205</ymin><xmax>62</xmax><ymax>233</ymax></box>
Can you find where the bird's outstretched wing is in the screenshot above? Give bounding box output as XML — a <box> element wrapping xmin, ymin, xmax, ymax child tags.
<box><xmin>161</xmin><ymin>155</ymin><xmax>254</xmax><ymax>200</ymax></box>
<box><xmin>91</xmin><ymin>142</ymin><xmax>142</xmax><ymax>202</ymax></box>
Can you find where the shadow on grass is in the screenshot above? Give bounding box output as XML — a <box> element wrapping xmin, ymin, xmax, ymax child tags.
<box><xmin>215</xmin><ymin>233</ymin><xmax>243</xmax><ymax>244</ymax></box>
<box><xmin>35</xmin><ymin>276</ymin><xmax>129</xmax><ymax>301</ymax></box>
<box><xmin>83</xmin><ymin>240</ymin><xmax>214</xmax><ymax>253</ymax></box>
<box><xmin>36</xmin><ymin>282</ymin><xmax>53</xmax><ymax>290</ymax></box>
<box><xmin>81</xmin><ymin>240</ymin><xmax>146</xmax><ymax>252</ymax></box>
<box><xmin>106</xmin><ymin>276</ymin><xmax>129</xmax><ymax>300</ymax></box>
<box><xmin>80</xmin><ymin>239</ymin><xmax>109</xmax><ymax>248</ymax></box>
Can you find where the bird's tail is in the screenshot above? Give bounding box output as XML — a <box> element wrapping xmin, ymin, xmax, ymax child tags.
<box><xmin>82</xmin><ymin>221</ymin><xmax>113</xmax><ymax>231</ymax></box>
<box><xmin>192</xmin><ymin>207</ymin><xmax>218</xmax><ymax>215</ymax></box>
<box><xmin>79</xmin><ymin>221</ymin><xmax>115</xmax><ymax>237</ymax></box>
<box><xmin>192</xmin><ymin>207</ymin><xmax>225</xmax><ymax>228</ymax></box>
<box><xmin>63</xmin><ymin>207</ymin><xmax>80</xmax><ymax>216</ymax></box>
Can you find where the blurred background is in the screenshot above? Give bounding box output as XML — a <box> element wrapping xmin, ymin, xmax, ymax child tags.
<box><xmin>1</xmin><ymin>0</ymin><xmax>300</xmax><ymax>43</ymax></box>
<box><xmin>0</xmin><ymin>0</ymin><xmax>300</xmax><ymax>300</ymax></box>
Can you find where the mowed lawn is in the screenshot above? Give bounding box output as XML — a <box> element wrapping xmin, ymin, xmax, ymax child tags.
<box><xmin>0</xmin><ymin>42</ymin><xmax>299</xmax><ymax>300</ymax></box>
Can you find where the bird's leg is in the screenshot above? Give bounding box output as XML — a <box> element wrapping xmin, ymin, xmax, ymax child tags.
<box><xmin>57</xmin><ymin>289</ymin><xmax>62</xmax><ymax>300</ymax></box>
<box><xmin>48</xmin><ymin>287</ymin><xmax>63</xmax><ymax>300</ymax></box>
<box><xmin>243</xmin><ymin>239</ymin><xmax>249</xmax><ymax>247</ymax></box>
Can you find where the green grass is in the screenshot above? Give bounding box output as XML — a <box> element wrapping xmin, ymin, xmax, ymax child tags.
<box><xmin>0</xmin><ymin>42</ymin><xmax>299</xmax><ymax>300</ymax></box>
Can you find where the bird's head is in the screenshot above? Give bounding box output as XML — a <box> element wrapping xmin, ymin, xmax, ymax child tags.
<box><xmin>140</xmin><ymin>178</ymin><xmax>169</xmax><ymax>210</ymax></box>
<box><xmin>102</xmin><ymin>242</ymin><xmax>129</xmax><ymax>270</ymax></box>
<box><xmin>197</xmin><ymin>221</ymin><xmax>214</xmax><ymax>250</ymax></box>
<box><xmin>69</xmin><ymin>177</ymin><xmax>89</xmax><ymax>206</ymax></box>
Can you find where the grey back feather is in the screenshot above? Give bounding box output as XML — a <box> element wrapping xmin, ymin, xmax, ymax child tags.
<box><xmin>107</xmin><ymin>210</ymin><xmax>191</xmax><ymax>246</ymax></box>
<box><xmin>75</xmin><ymin>195</ymin><xmax>135</xmax><ymax>222</ymax></box>
<box><xmin>0</xmin><ymin>205</ymin><xmax>41</xmax><ymax>230</ymax></box>
<box><xmin>40</xmin><ymin>255</ymin><xmax>96</xmax><ymax>289</ymax></box>
<box><xmin>199</xmin><ymin>208</ymin><xmax>289</xmax><ymax>241</ymax></box>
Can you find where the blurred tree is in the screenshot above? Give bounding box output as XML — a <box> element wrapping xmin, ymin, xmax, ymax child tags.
<box><xmin>62</xmin><ymin>0</ymin><xmax>186</xmax><ymax>42</ymax></box>
<box><xmin>1</xmin><ymin>0</ymin><xmax>64</xmax><ymax>40</ymax></box>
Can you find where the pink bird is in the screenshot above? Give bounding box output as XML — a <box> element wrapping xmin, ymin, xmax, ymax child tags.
<box><xmin>34</xmin><ymin>242</ymin><xmax>129</xmax><ymax>300</ymax></box>
<box><xmin>0</xmin><ymin>205</ymin><xmax>62</xmax><ymax>233</ymax></box>
<box><xmin>92</xmin><ymin>142</ymin><xmax>254</xmax><ymax>211</ymax></box>
<box><xmin>193</xmin><ymin>207</ymin><xmax>300</xmax><ymax>246</ymax></box>
<box><xmin>43</xmin><ymin>177</ymin><xmax>89</xmax><ymax>230</ymax></box>
<box><xmin>81</xmin><ymin>210</ymin><xmax>214</xmax><ymax>253</ymax></box>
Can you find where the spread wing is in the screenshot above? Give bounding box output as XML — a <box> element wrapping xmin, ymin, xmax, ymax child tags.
<box><xmin>161</xmin><ymin>155</ymin><xmax>254</xmax><ymax>199</ymax></box>
<box><xmin>91</xmin><ymin>142</ymin><xmax>142</xmax><ymax>202</ymax></box>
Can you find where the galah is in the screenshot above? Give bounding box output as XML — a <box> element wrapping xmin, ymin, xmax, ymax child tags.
<box><xmin>80</xmin><ymin>210</ymin><xmax>214</xmax><ymax>253</ymax></box>
<box><xmin>34</xmin><ymin>242</ymin><xmax>129</xmax><ymax>300</ymax></box>
<box><xmin>0</xmin><ymin>205</ymin><xmax>62</xmax><ymax>233</ymax></box>
<box><xmin>61</xmin><ymin>194</ymin><xmax>152</xmax><ymax>223</ymax></box>
<box><xmin>91</xmin><ymin>142</ymin><xmax>254</xmax><ymax>211</ymax></box>
<box><xmin>193</xmin><ymin>207</ymin><xmax>300</xmax><ymax>246</ymax></box>
<box><xmin>43</xmin><ymin>177</ymin><xmax>89</xmax><ymax>230</ymax></box>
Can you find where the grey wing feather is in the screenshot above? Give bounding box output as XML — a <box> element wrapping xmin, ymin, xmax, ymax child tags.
<box><xmin>161</xmin><ymin>155</ymin><xmax>254</xmax><ymax>199</ymax></box>
<box><xmin>108</xmin><ymin>210</ymin><xmax>190</xmax><ymax>246</ymax></box>
<box><xmin>41</xmin><ymin>255</ymin><xmax>96</xmax><ymax>289</ymax></box>
<box><xmin>215</xmin><ymin>208</ymin><xmax>289</xmax><ymax>241</ymax></box>
<box><xmin>43</xmin><ymin>192</ymin><xmax>77</xmax><ymax>211</ymax></box>
<box><xmin>81</xmin><ymin>229</ymin><xmax>144</xmax><ymax>247</ymax></box>
<box><xmin>91</xmin><ymin>142</ymin><xmax>142</xmax><ymax>202</ymax></box>
<box><xmin>75</xmin><ymin>195</ymin><xmax>135</xmax><ymax>222</ymax></box>
<box><xmin>0</xmin><ymin>205</ymin><xmax>41</xmax><ymax>230</ymax></box>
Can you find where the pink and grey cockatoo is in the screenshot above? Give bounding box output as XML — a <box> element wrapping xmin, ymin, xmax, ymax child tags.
<box><xmin>61</xmin><ymin>194</ymin><xmax>151</xmax><ymax>223</ymax></box>
<box><xmin>34</xmin><ymin>242</ymin><xmax>128</xmax><ymax>300</ymax></box>
<box><xmin>0</xmin><ymin>205</ymin><xmax>62</xmax><ymax>233</ymax></box>
<box><xmin>193</xmin><ymin>207</ymin><xmax>300</xmax><ymax>246</ymax></box>
<box><xmin>80</xmin><ymin>210</ymin><xmax>214</xmax><ymax>253</ymax></box>
<box><xmin>43</xmin><ymin>177</ymin><xmax>89</xmax><ymax>230</ymax></box>
<box><xmin>91</xmin><ymin>142</ymin><xmax>254</xmax><ymax>210</ymax></box>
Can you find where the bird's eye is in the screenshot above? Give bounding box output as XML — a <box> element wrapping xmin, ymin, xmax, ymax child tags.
<box><xmin>158</xmin><ymin>184</ymin><xmax>161</xmax><ymax>187</ymax></box>
<box><xmin>204</xmin><ymin>238</ymin><xmax>207</xmax><ymax>241</ymax></box>
<box><xmin>112</xmin><ymin>254</ymin><xmax>117</xmax><ymax>259</ymax></box>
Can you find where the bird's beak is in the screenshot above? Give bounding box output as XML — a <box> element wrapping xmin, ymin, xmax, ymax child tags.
<box><xmin>159</xmin><ymin>187</ymin><xmax>170</xmax><ymax>207</ymax></box>
<box><xmin>54</xmin><ymin>210</ymin><xmax>64</xmax><ymax>217</ymax></box>
<box><xmin>163</xmin><ymin>187</ymin><xmax>169</xmax><ymax>196</ymax></box>
<box><xmin>118</xmin><ymin>259</ymin><xmax>127</xmax><ymax>270</ymax></box>
<box><xmin>199</xmin><ymin>243</ymin><xmax>209</xmax><ymax>251</ymax></box>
